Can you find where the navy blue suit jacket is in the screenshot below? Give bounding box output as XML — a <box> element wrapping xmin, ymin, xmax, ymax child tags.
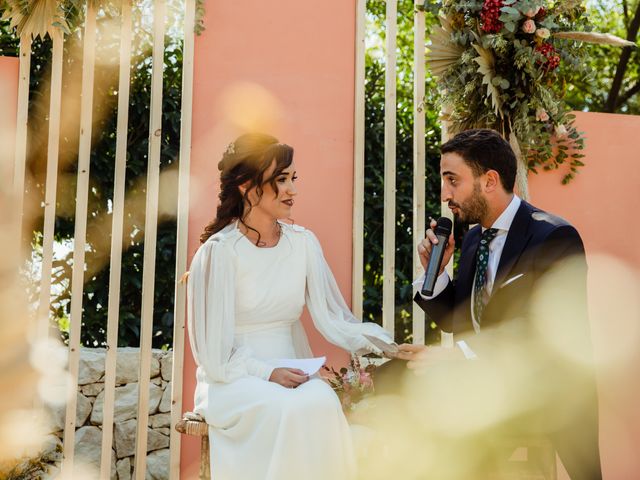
<box><xmin>415</xmin><ymin>200</ymin><xmax>587</xmax><ymax>335</ymax></box>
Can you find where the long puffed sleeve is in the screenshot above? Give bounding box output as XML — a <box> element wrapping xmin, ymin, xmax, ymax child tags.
<box><xmin>304</xmin><ymin>230</ymin><xmax>393</xmax><ymax>353</ymax></box>
<box><xmin>187</xmin><ymin>232</ymin><xmax>275</xmax><ymax>383</ymax></box>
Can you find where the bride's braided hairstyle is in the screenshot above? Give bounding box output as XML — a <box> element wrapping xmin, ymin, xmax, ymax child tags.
<box><xmin>200</xmin><ymin>133</ymin><xmax>294</xmax><ymax>244</ymax></box>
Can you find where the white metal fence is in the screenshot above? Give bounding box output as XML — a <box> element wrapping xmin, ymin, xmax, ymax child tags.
<box><xmin>352</xmin><ymin>0</ymin><xmax>448</xmax><ymax>345</ymax></box>
<box><xmin>12</xmin><ymin>1</ymin><xmax>195</xmax><ymax>478</ymax></box>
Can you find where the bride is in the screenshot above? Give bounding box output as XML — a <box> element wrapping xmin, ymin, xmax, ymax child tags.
<box><xmin>187</xmin><ymin>133</ymin><xmax>392</xmax><ymax>480</ymax></box>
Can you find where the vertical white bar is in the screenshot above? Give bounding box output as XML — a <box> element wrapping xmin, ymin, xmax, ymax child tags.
<box><xmin>168</xmin><ymin>0</ymin><xmax>196</xmax><ymax>477</ymax></box>
<box><xmin>134</xmin><ymin>0</ymin><xmax>165</xmax><ymax>477</ymax></box>
<box><xmin>61</xmin><ymin>5</ymin><xmax>97</xmax><ymax>476</ymax></box>
<box><xmin>440</xmin><ymin>112</ymin><xmax>454</xmax><ymax>279</ymax></box>
<box><xmin>352</xmin><ymin>0</ymin><xmax>366</xmax><ymax>320</ymax></box>
<box><xmin>383</xmin><ymin>0</ymin><xmax>398</xmax><ymax>336</ymax></box>
<box><xmin>36</xmin><ymin>30</ymin><xmax>64</xmax><ymax>340</ymax></box>
<box><xmin>13</xmin><ymin>35</ymin><xmax>31</xmax><ymax>252</ymax></box>
<box><xmin>412</xmin><ymin>2</ymin><xmax>426</xmax><ymax>344</ymax></box>
<box><xmin>100</xmin><ymin>1</ymin><xmax>133</xmax><ymax>478</ymax></box>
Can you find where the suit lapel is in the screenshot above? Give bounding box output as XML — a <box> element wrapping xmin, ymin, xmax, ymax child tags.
<box><xmin>492</xmin><ymin>201</ymin><xmax>534</xmax><ymax>293</ymax></box>
<box><xmin>457</xmin><ymin>226</ymin><xmax>481</xmax><ymax>298</ymax></box>
<box><xmin>451</xmin><ymin>225</ymin><xmax>480</xmax><ymax>333</ymax></box>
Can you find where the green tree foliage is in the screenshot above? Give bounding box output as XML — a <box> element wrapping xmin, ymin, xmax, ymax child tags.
<box><xmin>562</xmin><ymin>0</ymin><xmax>640</xmax><ymax>114</ymax></box>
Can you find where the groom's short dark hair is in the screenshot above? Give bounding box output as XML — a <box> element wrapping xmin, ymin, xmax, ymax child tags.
<box><xmin>441</xmin><ymin>129</ymin><xmax>517</xmax><ymax>193</ymax></box>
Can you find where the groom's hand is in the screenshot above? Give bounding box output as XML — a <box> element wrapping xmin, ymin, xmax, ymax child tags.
<box><xmin>393</xmin><ymin>343</ymin><xmax>427</xmax><ymax>361</ymax></box>
<box><xmin>395</xmin><ymin>344</ymin><xmax>464</xmax><ymax>372</ymax></box>
<box><xmin>418</xmin><ymin>218</ymin><xmax>455</xmax><ymax>275</ymax></box>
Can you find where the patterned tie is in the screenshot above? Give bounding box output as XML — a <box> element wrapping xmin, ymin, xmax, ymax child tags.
<box><xmin>473</xmin><ymin>228</ymin><xmax>499</xmax><ymax>324</ymax></box>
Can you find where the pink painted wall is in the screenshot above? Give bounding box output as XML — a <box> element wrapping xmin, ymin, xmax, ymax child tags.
<box><xmin>529</xmin><ymin>111</ymin><xmax>640</xmax><ymax>479</ymax></box>
<box><xmin>529</xmin><ymin>111</ymin><xmax>640</xmax><ymax>269</ymax></box>
<box><xmin>0</xmin><ymin>56</ymin><xmax>19</xmax><ymax>177</ymax></box>
<box><xmin>183</xmin><ymin>1</ymin><xmax>357</xmax><ymax>476</ymax></box>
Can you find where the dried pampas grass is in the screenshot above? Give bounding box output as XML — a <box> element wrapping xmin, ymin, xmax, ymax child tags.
<box><xmin>554</xmin><ymin>31</ymin><xmax>637</xmax><ymax>48</ymax></box>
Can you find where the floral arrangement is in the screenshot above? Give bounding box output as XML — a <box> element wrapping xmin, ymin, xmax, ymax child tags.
<box><xmin>428</xmin><ymin>0</ymin><xmax>635</xmax><ymax>187</ymax></box>
<box><xmin>322</xmin><ymin>355</ymin><xmax>376</xmax><ymax>413</ymax></box>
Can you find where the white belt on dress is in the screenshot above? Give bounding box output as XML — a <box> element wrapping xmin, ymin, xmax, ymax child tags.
<box><xmin>234</xmin><ymin>320</ymin><xmax>297</xmax><ymax>334</ymax></box>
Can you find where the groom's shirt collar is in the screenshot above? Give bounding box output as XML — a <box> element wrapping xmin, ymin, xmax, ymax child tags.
<box><xmin>482</xmin><ymin>194</ymin><xmax>521</xmax><ymax>234</ymax></box>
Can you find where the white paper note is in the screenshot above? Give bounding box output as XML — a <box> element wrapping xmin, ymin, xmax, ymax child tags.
<box><xmin>266</xmin><ymin>356</ymin><xmax>327</xmax><ymax>375</ymax></box>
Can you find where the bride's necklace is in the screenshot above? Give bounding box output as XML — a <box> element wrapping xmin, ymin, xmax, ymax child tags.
<box><xmin>242</xmin><ymin>221</ymin><xmax>281</xmax><ymax>248</ymax></box>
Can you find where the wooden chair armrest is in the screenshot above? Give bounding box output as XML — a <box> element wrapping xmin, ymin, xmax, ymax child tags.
<box><xmin>175</xmin><ymin>412</ymin><xmax>209</xmax><ymax>437</ymax></box>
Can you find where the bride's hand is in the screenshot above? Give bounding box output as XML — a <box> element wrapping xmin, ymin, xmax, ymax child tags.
<box><xmin>269</xmin><ymin>368</ymin><xmax>309</xmax><ymax>389</ymax></box>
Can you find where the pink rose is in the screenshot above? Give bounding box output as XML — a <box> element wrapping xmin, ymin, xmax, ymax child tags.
<box><xmin>536</xmin><ymin>28</ymin><xmax>551</xmax><ymax>39</ymax></box>
<box><xmin>525</xmin><ymin>7</ymin><xmax>541</xmax><ymax>18</ymax></box>
<box><xmin>535</xmin><ymin>107</ymin><xmax>549</xmax><ymax>122</ymax></box>
<box><xmin>522</xmin><ymin>19</ymin><xmax>537</xmax><ymax>34</ymax></box>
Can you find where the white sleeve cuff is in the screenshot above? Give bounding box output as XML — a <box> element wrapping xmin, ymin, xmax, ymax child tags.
<box><xmin>413</xmin><ymin>271</ymin><xmax>451</xmax><ymax>300</ymax></box>
<box><xmin>245</xmin><ymin>357</ymin><xmax>276</xmax><ymax>381</ymax></box>
<box><xmin>441</xmin><ymin>331</ymin><xmax>454</xmax><ymax>348</ymax></box>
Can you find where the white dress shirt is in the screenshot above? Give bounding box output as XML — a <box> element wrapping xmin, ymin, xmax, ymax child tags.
<box><xmin>413</xmin><ymin>195</ymin><xmax>522</xmax><ymax>348</ymax></box>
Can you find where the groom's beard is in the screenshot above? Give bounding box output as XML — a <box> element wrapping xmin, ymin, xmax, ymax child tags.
<box><xmin>449</xmin><ymin>182</ymin><xmax>488</xmax><ymax>225</ymax></box>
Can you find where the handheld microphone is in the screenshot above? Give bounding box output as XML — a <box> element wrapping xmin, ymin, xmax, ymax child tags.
<box><xmin>421</xmin><ymin>217</ymin><xmax>453</xmax><ymax>297</ymax></box>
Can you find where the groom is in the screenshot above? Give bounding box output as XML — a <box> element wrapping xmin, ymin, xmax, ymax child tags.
<box><xmin>401</xmin><ymin>129</ymin><xmax>601</xmax><ymax>479</ymax></box>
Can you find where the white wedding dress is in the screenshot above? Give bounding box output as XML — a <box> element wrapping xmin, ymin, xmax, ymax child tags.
<box><xmin>187</xmin><ymin>222</ymin><xmax>392</xmax><ymax>480</ymax></box>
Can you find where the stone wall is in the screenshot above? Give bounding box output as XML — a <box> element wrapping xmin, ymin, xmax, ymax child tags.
<box><xmin>45</xmin><ymin>348</ymin><xmax>174</xmax><ymax>479</ymax></box>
